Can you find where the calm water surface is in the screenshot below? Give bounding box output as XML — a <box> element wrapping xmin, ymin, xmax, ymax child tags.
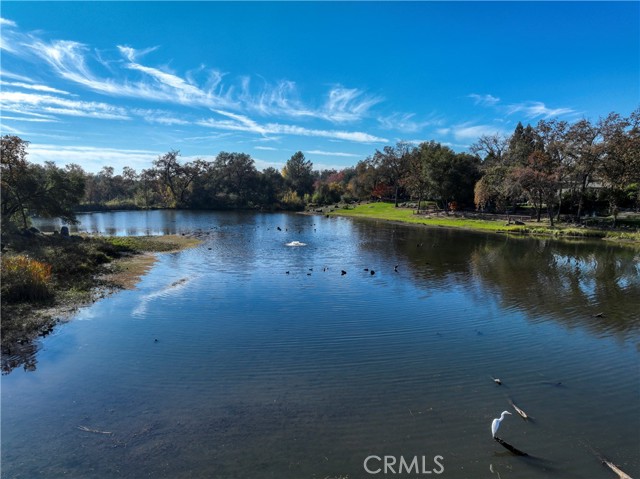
<box><xmin>3</xmin><ymin>210</ymin><xmax>639</xmax><ymax>479</ymax></box>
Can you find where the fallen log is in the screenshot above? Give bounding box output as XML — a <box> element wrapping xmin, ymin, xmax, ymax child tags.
<box><xmin>509</xmin><ymin>400</ymin><xmax>529</xmax><ymax>420</ymax></box>
<box><xmin>589</xmin><ymin>447</ymin><xmax>633</xmax><ymax>478</ymax></box>
<box><xmin>602</xmin><ymin>459</ymin><xmax>633</xmax><ymax>479</ymax></box>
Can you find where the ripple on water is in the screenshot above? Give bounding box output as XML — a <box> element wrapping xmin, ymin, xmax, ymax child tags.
<box><xmin>4</xmin><ymin>211</ymin><xmax>639</xmax><ymax>479</ymax></box>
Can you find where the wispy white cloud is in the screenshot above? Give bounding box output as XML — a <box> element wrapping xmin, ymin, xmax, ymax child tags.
<box><xmin>198</xmin><ymin>110</ymin><xmax>387</xmax><ymax>143</ymax></box>
<box><xmin>272</xmin><ymin>123</ymin><xmax>386</xmax><ymax>143</ymax></box>
<box><xmin>0</xmin><ymin>91</ymin><xmax>130</xmax><ymax>120</ymax></box>
<box><xmin>246</xmin><ymin>79</ymin><xmax>314</xmax><ymax>119</ymax></box>
<box><xmin>0</xmin><ymin>17</ymin><xmax>17</xmax><ymax>27</ymax></box>
<box><xmin>5</xmin><ymin>23</ymin><xmax>388</xmax><ymax>125</ymax></box>
<box><xmin>27</xmin><ymin>144</ymin><xmax>160</xmax><ymax>172</ymax></box>
<box><xmin>0</xmin><ymin>20</ymin><xmax>21</xmax><ymax>53</ymax></box>
<box><xmin>468</xmin><ymin>93</ymin><xmax>575</xmax><ymax>120</ymax></box>
<box><xmin>255</xmin><ymin>146</ymin><xmax>278</xmax><ymax>151</ymax></box>
<box><xmin>241</xmin><ymin>81</ymin><xmax>380</xmax><ymax>123</ymax></box>
<box><xmin>505</xmin><ymin>101</ymin><xmax>575</xmax><ymax>119</ymax></box>
<box><xmin>3</xmin><ymin>20</ymin><xmax>398</xmax><ymax>150</ymax></box>
<box><xmin>22</xmin><ymin>39</ymin><xmax>236</xmax><ymax>110</ymax></box>
<box><xmin>306</xmin><ymin>150</ymin><xmax>360</xmax><ymax>158</ymax></box>
<box><xmin>0</xmin><ymin>71</ymin><xmax>34</xmax><ymax>83</ymax></box>
<box><xmin>132</xmin><ymin>108</ymin><xmax>190</xmax><ymax>126</ymax></box>
<box><xmin>1</xmin><ymin>115</ymin><xmax>58</xmax><ymax>123</ymax></box>
<box><xmin>451</xmin><ymin>123</ymin><xmax>506</xmax><ymax>141</ymax></box>
<box><xmin>0</xmin><ymin>122</ymin><xmax>25</xmax><ymax>134</ymax></box>
<box><xmin>182</xmin><ymin>133</ymin><xmax>232</xmax><ymax>142</ymax></box>
<box><xmin>469</xmin><ymin>93</ymin><xmax>500</xmax><ymax>107</ymax></box>
<box><xmin>441</xmin><ymin>141</ymin><xmax>474</xmax><ymax>150</ymax></box>
<box><xmin>377</xmin><ymin>112</ymin><xmax>442</xmax><ymax>133</ymax></box>
<box><xmin>322</xmin><ymin>87</ymin><xmax>382</xmax><ymax>122</ymax></box>
<box><xmin>0</xmin><ymin>80</ymin><xmax>71</xmax><ymax>95</ymax></box>
<box><xmin>117</xmin><ymin>44</ymin><xmax>159</xmax><ymax>62</ymax></box>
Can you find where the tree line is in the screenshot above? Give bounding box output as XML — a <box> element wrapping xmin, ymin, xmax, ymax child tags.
<box><xmin>1</xmin><ymin>108</ymin><xmax>638</xmax><ymax>231</ymax></box>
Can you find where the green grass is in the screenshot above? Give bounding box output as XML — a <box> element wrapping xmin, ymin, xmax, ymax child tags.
<box><xmin>327</xmin><ymin>202</ymin><xmax>640</xmax><ymax>244</ymax></box>
<box><xmin>103</xmin><ymin>235</ymin><xmax>200</xmax><ymax>253</ymax></box>
<box><xmin>328</xmin><ymin>202</ymin><xmax>524</xmax><ymax>232</ymax></box>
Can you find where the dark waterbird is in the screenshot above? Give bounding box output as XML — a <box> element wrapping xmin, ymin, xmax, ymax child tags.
<box><xmin>341</xmin><ymin>270</ymin><xmax>347</xmax><ymax>275</ymax></box>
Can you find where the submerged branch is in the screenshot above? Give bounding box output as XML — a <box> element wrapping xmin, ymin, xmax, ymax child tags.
<box><xmin>493</xmin><ymin>436</ymin><xmax>528</xmax><ymax>456</ymax></box>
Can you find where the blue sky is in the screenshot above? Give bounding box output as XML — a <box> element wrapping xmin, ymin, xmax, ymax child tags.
<box><xmin>1</xmin><ymin>2</ymin><xmax>638</xmax><ymax>173</ymax></box>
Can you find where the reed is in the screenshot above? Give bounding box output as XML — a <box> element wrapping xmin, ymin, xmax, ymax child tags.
<box><xmin>1</xmin><ymin>255</ymin><xmax>53</xmax><ymax>302</ymax></box>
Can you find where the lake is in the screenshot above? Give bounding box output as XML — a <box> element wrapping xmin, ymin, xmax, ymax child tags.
<box><xmin>3</xmin><ymin>210</ymin><xmax>639</xmax><ymax>479</ymax></box>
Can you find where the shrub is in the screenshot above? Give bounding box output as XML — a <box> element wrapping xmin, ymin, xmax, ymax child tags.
<box><xmin>281</xmin><ymin>190</ymin><xmax>305</xmax><ymax>210</ymax></box>
<box><xmin>1</xmin><ymin>255</ymin><xmax>53</xmax><ymax>302</ymax></box>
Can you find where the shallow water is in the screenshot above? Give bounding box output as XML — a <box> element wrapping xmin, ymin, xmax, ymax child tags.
<box><xmin>3</xmin><ymin>210</ymin><xmax>639</xmax><ymax>478</ymax></box>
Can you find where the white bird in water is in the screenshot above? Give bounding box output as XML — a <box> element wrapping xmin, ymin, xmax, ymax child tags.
<box><xmin>491</xmin><ymin>411</ymin><xmax>512</xmax><ymax>437</ymax></box>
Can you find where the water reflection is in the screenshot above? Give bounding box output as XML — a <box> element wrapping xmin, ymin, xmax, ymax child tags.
<box><xmin>350</xmin><ymin>220</ymin><xmax>639</xmax><ymax>338</ymax></box>
<box><xmin>7</xmin><ymin>213</ymin><xmax>639</xmax><ymax>376</ymax></box>
<box><xmin>4</xmin><ymin>211</ymin><xmax>638</xmax><ymax>478</ymax></box>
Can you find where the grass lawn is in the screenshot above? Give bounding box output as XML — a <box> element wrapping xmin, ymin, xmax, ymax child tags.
<box><xmin>327</xmin><ymin>202</ymin><xmax>640</xmax><ymax>243</ymax></box>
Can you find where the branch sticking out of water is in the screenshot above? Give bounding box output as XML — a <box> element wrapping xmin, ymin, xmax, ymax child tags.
<box><xmin>494</xmin><ymin>436</ymin><xmax>528</xmax><ymax>456</ymax></box>
<box><xmin>509</xmin><ymin>400</ymin><xmax>529</xmax><ymax>420</ymax></box>
<box><xmin>602</xmin><ymin>460</ymin><xmax>633</xmax><ymax>479</ymax></box>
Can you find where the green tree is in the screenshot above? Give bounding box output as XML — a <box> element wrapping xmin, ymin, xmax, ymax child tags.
<box><xmin>348</xmin><ymin>159</ymin><xmax>379</xmax><ymax>199</ymax></box>
<box><xmin>213</xmin><ymin>152</ymin><xmax>258</xmax><ymax>206</ymax></box>
<box><xmin>1</xmin><ymin>135</ymin><xmax>85</xmax><ymax>230</ymax></box>
<box><xmin>420</xmin><ymin>142</ymin><xmax>480</xmax><ymax>210</ymax></box>
<box><xmin>153</xmin><ymin>150</ymin><xmax>205</xmax><ymax>207</ymax></box>
<box><xmin>257</xmin><ymin>167</ymin><xmax>286</xmax><ymax>206</ymax></box>
<box><xmin>405</xmin><ymin>142</ymin><xmax>432</xmax><ymax>210</ymax></box>
<box><xmin>282</xmin><ymin>151</ymin><xmax>314</xmax><ymax>197</ymax></box>
<box><xmin>507</xmin><ymin>122</ymin><xmax>542</xmax><ymax>166</ymax></box>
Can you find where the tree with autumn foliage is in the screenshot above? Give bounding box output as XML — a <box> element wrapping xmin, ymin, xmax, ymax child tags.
<box><xmin>597</xmin><ymin>109</ymin><xmax>640</xmax><ymax>224</ymax></box>
<box><xmin>510</xmin><ymin>150</ymin><xmax>560</xmax><ymax>225</ymax></box>
<box><xmin>371</xmin><ymin>141</ymin><xmax>413</xmax><ymax>206</ymax></box>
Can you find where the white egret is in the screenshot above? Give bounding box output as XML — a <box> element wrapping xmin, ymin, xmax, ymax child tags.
<box><xmin>491</xmin><ymin>411</ymin><xmax>512</xmax><ymax>437</ymax></box>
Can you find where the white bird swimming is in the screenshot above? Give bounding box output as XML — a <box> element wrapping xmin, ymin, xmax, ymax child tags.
<box><xmin>491</xmin><ymin>411</ymin><xmax>512</xmax><ymax>437</ymax></box>
<box><xmin>285</xmin><ymin>241</ymin><xmax>306</xmax><ymax>247</ymax></box>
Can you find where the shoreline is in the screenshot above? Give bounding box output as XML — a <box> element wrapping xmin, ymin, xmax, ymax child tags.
<box><xmin>1</xmin><ymin>234</ymin><xmax>201</xmax><ymax>372</ymax></box>
<box><xmin>319</xmin><ymin>202</ymin><xmax>640</xmax><ymax>246</ymax></box>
